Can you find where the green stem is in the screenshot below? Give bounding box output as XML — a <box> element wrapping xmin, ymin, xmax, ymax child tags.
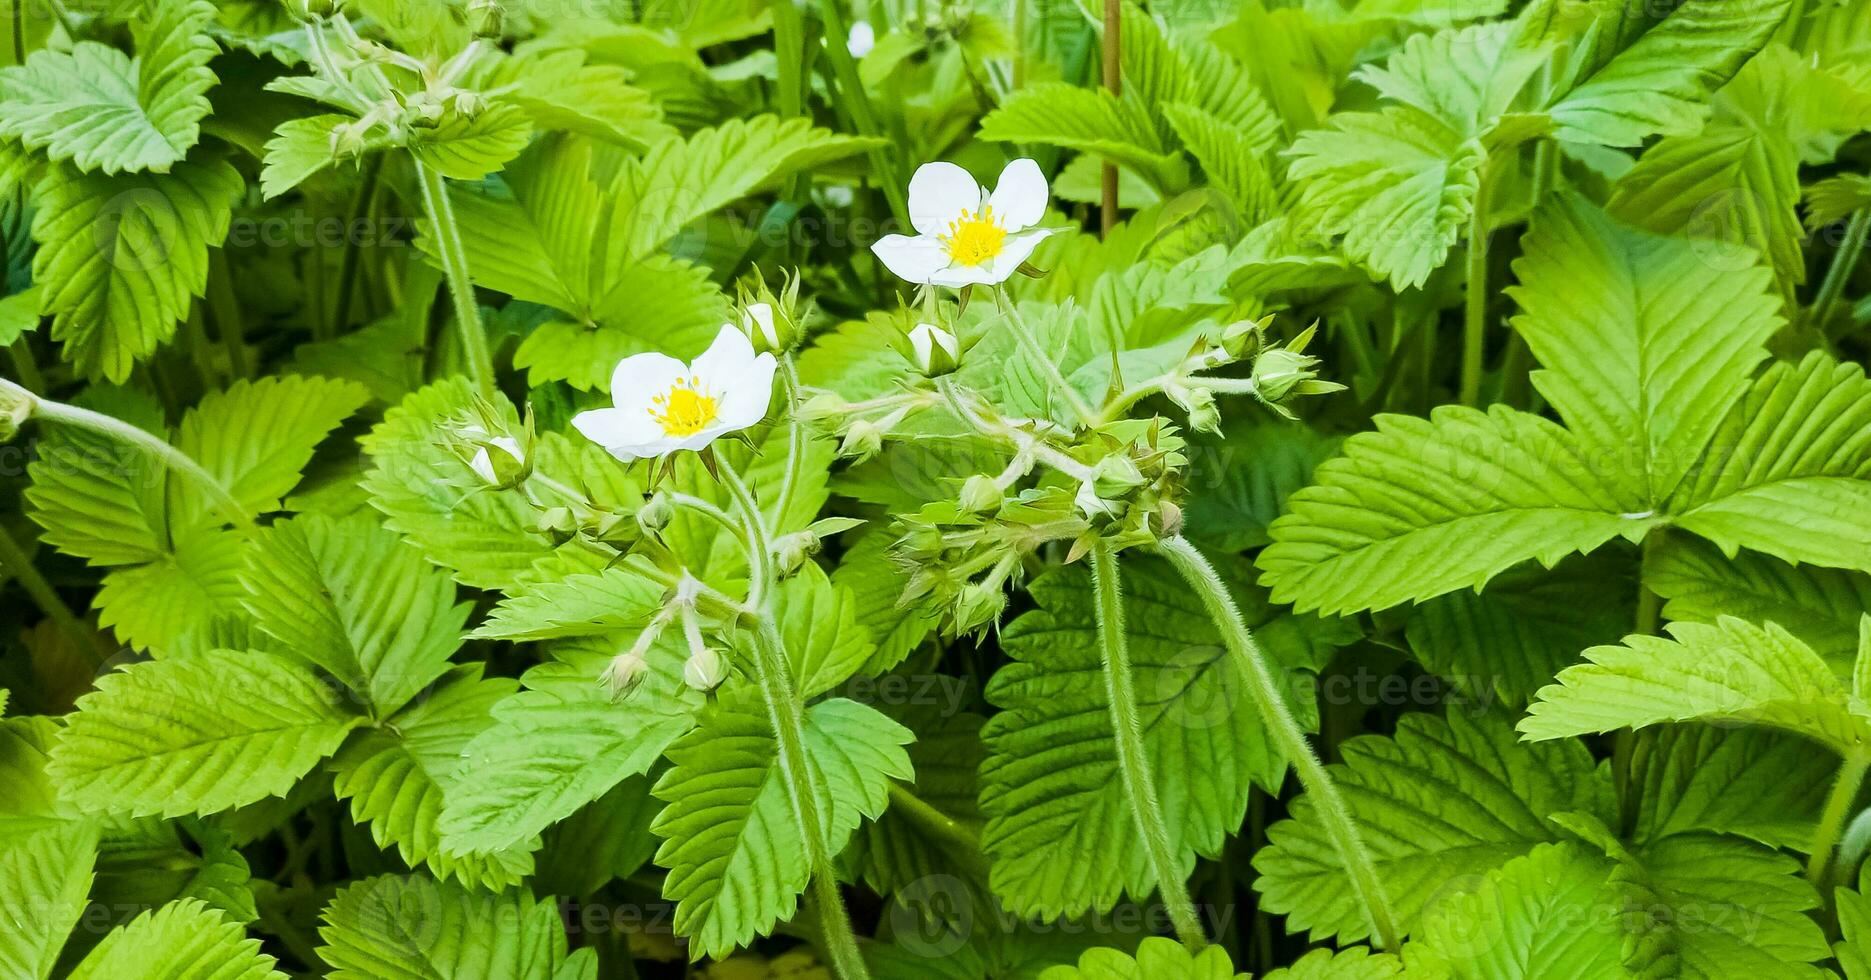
<box><xmin>15</xmin><ymin>380</ymin><xmax>251</xmax><ymax>529</ymax></box>
<box><xmin>1810</xmin><ymin>750</ymin><xmax>1871</xmax><ymax>891</ymax></box>
<box><xmin>8</xmin><ymin>337</ymin><xmax>43</xmax><ymax>393</ymax></box>
<box><xmin>814</xmin><ymin>0</ymin><xmax>910</xmax><ymax>228</ymax></box>
<box><xmin>413</xmin><ymin>161</ymin><xmax>497</xmax><ymax>401</ymax></box>
<box><xmin>1156</xmin><ymin>535</ymin><xmax>1401</xmax><ymax>950</ymax></box>
<box><xmin>1459</xmin><ymin>163</ymin><xmax>1495</xmax><ymax>407</ymax></box>
<box><xmin>1617</xmin><ymin>533</ymin><xmax>1664</xmax><ymax>835</ymax></box>
<box><xmin>719</xmin><ymin>462</ymin><xmax>872</xmax><ymax>980</ymax></box>
<box><xmin>330</xmin><ymin>152</ymin><xmax>384</xmax><ymax>341</ymax></box>
<box><xmin>0</xmin><ymin>523</ymin><xmax>106</xmax><ymax>665</ymax></box>
<box><xmin>998</xmin><ymin>293</ymin><xmax>1096</xmax><ymax>428</ymax></box>
<box><xmin>1092</xmin><ymin>543</ymin><xmax>1207</xmax><ymax>949</ymax></box>
<box><xmin>206</xmin><ymin>251</ymin><xmax>248</xmax><ymax>378</ymax></box>
<box><xmin>772</xmin><ymin>357</ymin><xmax>806</xmax><ymax>530</ymax></box>
<box><xmin>1099</xmin><ymin>0</ymin><xmax>1120</xmax><ymax>236</ymax></box>
<box><xmin>1813</xmin><ymin>208</ymin><xmax>1870</xmax><ymax>337</ymax></box>
<box><xmin>886</xmin><ymin>782</ymin><xmax>986</xmax><ymax>876</ymax></box>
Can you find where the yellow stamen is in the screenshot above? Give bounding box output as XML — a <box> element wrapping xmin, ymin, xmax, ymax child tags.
<box><xmin>941</xmin><ymin>204</ymin><xmax>1007</xmax><ymax>266</ymax></box>
<box><xmin>649</xmin><ymin>375</ymin><xmax>719</xmax><ymax>437</ymax></box>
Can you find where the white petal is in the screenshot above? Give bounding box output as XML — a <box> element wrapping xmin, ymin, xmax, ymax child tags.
<box><xmin>871</xmin><ymin>234</ymin><xmax>952</xmax><ymax>285</ymax></box>
<box><xmin>715</xmin><ymin>352</ymin><xmax>778</xmax><ymax>430</ymax></box>
<box><xmin>847</xmin><ymin>20</ymin><xmax>875</xmax><ymax>57</ymax></box>
<box><xmin>572</xmin><ymin>406</ymin><xmax>661</xmax><ymax>449</ymax></box>
<box><xmin>908</xmin><ymin>162</ymin><xmax>986</xmax><ymax>236</ymax></box>
<box><xmin>988</xmin><ymin>158</ymin><xmax>1049</xmax><ymax>230</ymax></box>
<box><xmin>691</xmin><ymin>324</ymin><xmax>757</xmax><ymax>381</ymax></box>
<box><xmin>602</xmin><ymin>437</ymin><xmax>688</xmax><ymax>462</ymax></box>
<box><xmin>469</xmin><ymin>448</ymin><xmax>496</xmax><ymax>484</ymax></box>
<box><xmin>608</xmin><ymin>351</ymin><xmax>687</xmax><ymax>400</ymax></box>
<box><xmin>983</xmin><ymin>228</ymin><xmax>1054</xmax><ymax>282</ymax></box>
<box><xmin>909</xmin><ymin>324</ymin><xmax>935</xmax><ymax>365</ymax></box>
<box><xmin>929</xmin><ymin>262</ymin><xmax>1008</xmax><ymax>288</ymax></box>
<box><xmin>743</xmin><ymin>303</ymin><xmax>777</xmax><ymax>348</ymax></box>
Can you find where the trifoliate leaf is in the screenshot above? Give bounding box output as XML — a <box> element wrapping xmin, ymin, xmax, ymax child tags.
<box><xmin>1286</xmin><ymin>106</ymin><xmax>1484</xmax><ymax>290</ymax></box>
<box><xmin>1256</xmin><ymin>405</ymin><xmax>1649</xmax><ymax>615</ymax></box>
<box><xmin>0</xmin><ymin>0</ymin><xmax>218</xmax><ymax>174</ymax></box>
<box><xmin>317</xmin><ymin>875</ymin><xmax>573</xmax><ymax>979</ymax></box>
<box><xmin>67</xmin><ymin>899</ymin><xmax>284</xmax><ymax>980</ymax></box>
<box><xmin>258</xmin><ymin>113</ymin><xmax>358</xmax><ymax>200</ymax></box>
<box><xmin>94</xmin><ymin>527</ymin><xmax>247</xmax><ymax>654</ymax></box>
<box><xmin>652</xmin><ymin>691</ymin><xmax>912</xmax><ymax>960</ymax></box>
<box><xmin>437</xmin><ymin>636</ymin><xmax>704</xmax><ymax>855</ymax></box>
<box><xmin>1253</xmin><ymin>710</ymin><xmax>1614</xmax><ymax>944</ymax></box>
<box><xmin>30</xmin><ymin>152</ymin><xmax>242</xmax><ymax>381</ymax></box>
<box><xmin>1354</xmin><ymin>21</ymin><xmax>1546</xmax><ymax>135</ymax></box>
<box><xmin>48</xmin><ymin>649</ymin><xmax>365</xmax><ymax>817</ymax></box>
<box><xmin>1507</xmin><ymin>193</ymin><xmax>1780</xmax><ymax>506</ymax></box>
<box><xmin>981</xmin><ymin>556</ymin><xmax>1330</xmax><ymax>919</ymax></box>
<box><xmin>1521</xmin><ymin>617</ymin><xmax>1871</xmax><ymax>752</ymax></box>
<box><xmin>331</xmin><ymin>666</ymin><xmax>534</xmax><ymax>890</ymax></box>
<box><xmin>408</xmin><ymin>103</ymin><xmax>533</xmax><ymax>182</ymax></box>
<box><xmin>979</xmin><ymin>84</ymin><xmax>1190</xmax><ymax>194</ymax></box>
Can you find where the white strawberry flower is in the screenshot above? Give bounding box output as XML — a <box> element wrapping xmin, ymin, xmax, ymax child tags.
<box><xmin>871</xmin><ymin>159</ymin><xmax>1054</xmax><ymax>288</ymax></box>
<box><xmin>571</xmin><ymin>325</ymin><xmax>777</xmax><ymax>461</ymax></box>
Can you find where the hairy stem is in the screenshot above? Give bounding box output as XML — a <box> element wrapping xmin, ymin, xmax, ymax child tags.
<box><xmin>720</xmin><ymin>461</ymin><xmax>872</xmax><ymax>980</ymax></box>
<box><xmin>1810</xmin><ymin>750</ymin><xmax>1871</xmax><ymax>891</ymax></box>
<box><xmin>1092</xmin><ymin>542</ymin><xmax>1207</xmax><ymax>949</ymax></box>
<box><xmin>12</xmin><ymin>380</ymin><xmax>251</xmax><ymax>529</ymax></box>
<box><xmin>413</xmin><ymin>161</ymin><xmax>497</xmax><ymax>401</ymax></box>
<box><xmin>1813</xmin><ymin>208</ymin><xmax>1870</xmax><ymax>338</ymax></box>
<box><xmin>1156</xmin><ymin>535</ymin><xmax>1401</xmax><ymax>950</ymax></box>
<box><xmin>772</xmin><ymin>357</ymin><xmax>806</xmax><ymax>530</ymax></box>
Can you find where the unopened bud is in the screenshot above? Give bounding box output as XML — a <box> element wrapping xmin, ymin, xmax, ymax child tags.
<box><xmin>1090</xmin><ymin>454</ymin><xmax>1146</xmax><ymax>499</ymax></box>
<box><xmin>1166</xmin><ymin>382</ymin><xmax>1220</xmax><ymax>435</ymax></box>
<box><xmin>637</xmin><ymin>491</ymin><xmax>675</xmax><ymax>532</ymax></box>
<box><xmin>1156</xmin><ymin>499</ymin><xmax>1184</xmax><ymax>538</ymax></box>
<box><xmin>536</xmin><ymin>506</ymin><xmax>577</xmax><ymax>542</ymax></box>
<box><xmin>838</xmin><ymin>418</ymin><xmax>886</xmax><ymax>462</ymax></box>
<box><xmin>467</xmin><ymin>0</ymin><xmax>504</xmax><ymax>38</ymax></box>
<box><xmin>683</xmin><ymin>646</ymin><xmax>727</xmax><ymax>691</ymax></box>
<box><xmin>450</xmin><ymin>420</ymin><xmax>532</xmax><ymax>489</ymax></box>
<box><xmin>773</xmin><ymin>531</ymin><xmax>820</xmax><ymax>576</ymax></box>
<box><xmin>1251</xmin><ymin>348</ymin><xmax>1319</xmax><ymax>404</ymax></box>
<box><xmin>0</xmin><ymin>380</ymin><xmax>34</xmax><ymax>443</ymax></box>
<box><xmin>601</xmin><ymin>651</ymin><xmax>648</xmax><ymax>699</ymax></box>
<box><xmin>953</xmin><ymin>582</ymin><xmax>1007</xmax><ymax>635</ymax></box>
<box><xmin>957</xmin><ymin>474</ymin><xmax>1002</xmax><ymax>515</ymax></box>
<box><xmin>286</xmin><ymin>0</ymin><xmax>342</xmax><ymax>19</ymax></box>
<box><xmin>904</xmin><ymin>322</ymin><xmax>961</xmax><ymax>377</ymax></box>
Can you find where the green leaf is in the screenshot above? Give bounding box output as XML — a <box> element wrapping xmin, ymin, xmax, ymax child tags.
<box><xmin>614</xmin><ymin>115</ymin><xmax>882</xmax><ymax>261</ymax></box>
<box><xmin>1647</xmin><ymin>533</ymin><xmax>1871</xmax><ymax>670</ymax></box>
<box><xmin>174</xmin><ymin>375</ymin><xmax>371</xmax><ymax>526</ymax></box>
<box><xmin>1405</xmin><ymin>843</ymin><xmax>1624</xmax><ymax>980</ymax></box>
<box><xmin>361</xmin><ymin>379</ymin><xmax>556</xmax><ymax>589</ymax></box>
<box><xmin>48</xmin><ymin>649</ymin><xmax>365</xmax><ymax>817</ymax></box>
<box><xmin>1507</xmin><ymin>193</ymin><xmax>1780</xmax><ymax>505</ymax></box>
<box><xmin>833</xmin><ymin>531</ymin><xmax>939</xmax><ymax>677</ymax></box>
<box><xmin>484</xmin><ymin>49</ymin><xmax>674</xmax><ymax>151</ymax></box>
<box><xmin>0</xmin><ymin>820</ymin><xmax>97</xmax><ymax>979</ymax></box>
<box><xmin>532</xmin><ymin>775</ymin><xmax>660</xmax><ymax>898</ymax></box>
<box><xmin>1627</xmin><ymin>726</ymin><xmax>1832</xmax><ymax>850</ymax></box>
<box><xmin>510</xmin><ymin>256</ymin><xmax>728</xmax><ymax>390</ymax></box>
<box><xmin>1547</xmin><ymin>0</ymin><xmax>1791</xmax><ymax>147</ymax></box>
<box><xmin>1806</xmin><ymin>174</ymin><xmax>1871</xmax><ymax>230</ymax></box>
<box><xmin>437</xmin><ymin>636</ymin><xmax>703</xmax><ymax>854</ymax></box>
<box><xmin>1839</xmin><ymin>866</ymin><xmax>1871</xmax><ymax>980</ymax></box>
<box><xmin>1254</xmin><ymin>710</ymin><xmax>1614</xmax><ymax>944</ymax></box>
<box><xmin>981</xmin><ymin>557</ymin><xmax>1329</xmax><ymax>919</ymax></box>
<box><xmin>259</xmin><ymin>114</ymin><xmax>357</xmax><ymax>200</ymax></box>
<box><xmin>1037</xmin><ymin>936</ymin><xmax>1244</xmax><ymax>980</ymax></box>
<box><xmin>979</xmin><ymin>84</ymin><xmax>1190</xmax><ymax>194</ymax></box>
<box><xmin>317</xmin><ymin>875</ymin><xmax>573</xmax><ymax>979</ymax></box>
<box><xmin>1256</xmin><ymin>405</ymin><xmax>1649</xmax><ymax>615</ymax></box>
<box><xmin>1666</xmin><ymin>352</ymin><xmax>1871</xmax><ymax>574</ymax></box>
<box><xmin>1607</xmin><ymin>128</ymin><xmax>1804</xmax><ymax>296</ymax></box>
<box><xmin>1161</xmin><ymin>102</ymin><xmax>1279</xmax><ymax>225</ymax></box>
<box><xmin>94</xmin><ymin>527</ymin><xmax>248</xmax><ymax>654</ymax></box>
<box><xmin>407</xmin><ymin>103</ymin><xmax>533</xmax><ymax>182</ymax></box>
<box><xmin>471</xmin><ymin>561</ymin><xmax>664</xmax><ymax>642</ymax></box>
<box><xmin>244</xmin><ymin>513</ymin><xmax>467</xmax><ymax>712</ymax></box>
<box><xmin>0</xmin><ymin>284</ymin><xmax>42</xmax><ymax>346</ymax></box>
<box><xmin>842</xmin><ymin>701</ymin><xmax>985</xmax><ymax>895</ymax></box>
<box><xmin>68</xmin><ymin>898</ymin><xmax>284</xmax><ymax>980</ymax></box>
<box><xmin>1182</xmin><ymin>418</ymin><xmax>1338</xmax><ymax>552</ymax></box>
<box><xmin>1286</xmin><ymin>106</ymin><xmax>1484</xmax><ymax>290</ymax></box>
<box><xmin>1520</xmin><ymin>617</ymin><xmax>1871</xmax><ymax>752</ymax></box>
<box><xmin>651</xmin><ymin>691</ymin><xmax>912</xmax><ymax>960</ymax></box>
<box><xmin>24</xmin><ymin>386</ymin><xmax>168</xmax><ymax>565</ymax></box>
<box><xmin>31</xmin><ymin>152</ymin><xmax>243</xmax><ymax>381</ymax></box>
<box><xmin>0</xmin><ymin>0</ymin><xmax>218</xmax><ymax>174</ymax></box>
<box><xmin>1355</xmin><ymin>21</ymin><xmax>1547</xmax><ymax>135</ymax></box>
<box><xmin>767</xmin><ymin>562</ymin><xmax>876</xmax><ymax>699</ymax></box>
<box><xmin>1405</xmin><ymin>551</ymin><xmax>1634</xmax><ymax>706</ymax></box>
<box><xmin>1263</xmin><ymin>947</ymin><xmax>1403</xmax><ymax>980</ymax></box>
<box><xmin>331</xmin><ymin>666</ymin><xmax>534</xmax><ymax>889</ymax></box>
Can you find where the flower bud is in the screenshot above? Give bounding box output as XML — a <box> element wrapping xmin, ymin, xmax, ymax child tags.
<box><xmin>1075</xmin><ymin>480</ymin><xmax>1124</xmax><ymax>522</ymax></box>
<box><xmin>601</xmin><ymin>651</ymin><xmax>649</xmax><ymax>699</ymax></box>
<box><xmin>1166</xmin><ymin>382</ymin><xmax>1221</xmax><ymax>435</ymax></box>
<box><xmin>467</xmin><ymin>0</ymin><xmax>504</xmax><ymax>38</ymax></box>
<box><xmin>953</xmin><ymin>582</ymin><xmax>1007</xmax><ymax>635</ymax></box>
<box><xmin>0</xmin><ymin>380</ymin><xmax>35</xmax><ymax>444</ymax></box>
<box><xmin>1251</xmin><ymin>348</ymin><xmax>1320</xmax><ymax>405</ymax></box>
<box><xmin>773</xmin><ymin>531</ymin><xmax>820</xmax><ymax>577</ymax></box>
<box><xmin>904</xmin><ymin>322</ymin><xmax>961</xmax><ymax>377</ymax></box>
<box><xmin>536</xmin><ymin>506</ymin><xmax>577</xmax><ymax>543</ymax></box>
<box><xmin>637</xmin><ymin>491</ymin><xmax>675</xmax><ymax>532</ymax></box>
<box><xmin>838</xmin><ymin>418</ymin><xmax>886</xmax><ymax>462</ymax></box>
<box><xmin>1090</xmin><ymin>454</ymin><xmax>1146</xmax><ymax>499</ymax></box>
<box><xmin>286</xmin><ymin>0</ymin><xmax>342</xmax><ymax>19</ymax></box>
<box><xmin>736</xmin><ymin>271</ymin><xmax>807</xmax><ymax>355</ymax></box>
<box><xmin>957</xmin><ymin>474</ymin><xmax>1002</xmax><ymax>515</ymax></box>
<box><xmin>448</xmin><ymin>89</ymin><xmax>488</xmax><ymax>119</ymax></box>
<box><xmin>683</xmin><ymin>646</ymin><xmax>727</xmax><ymax>691</ymax></box>
<box><xmin>1156</xmin><ymin>499</ymin><xmax>1184</xmax><ymax>538</ymax></box>
<box><xmin>330</xmin><ymin>120</ymin><xmax>372</xmax><ymax>160</ymax></box>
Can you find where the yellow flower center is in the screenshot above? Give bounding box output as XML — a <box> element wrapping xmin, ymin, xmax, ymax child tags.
<box><xmin>649</xmin><ymin>377</ymin><xmax>719</xmax><ymax>437</ymax></box>
<box><xmin>941</xmin><ymin>205</ymin><xmax>1007</xmax><ymax>266</ymax></box>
